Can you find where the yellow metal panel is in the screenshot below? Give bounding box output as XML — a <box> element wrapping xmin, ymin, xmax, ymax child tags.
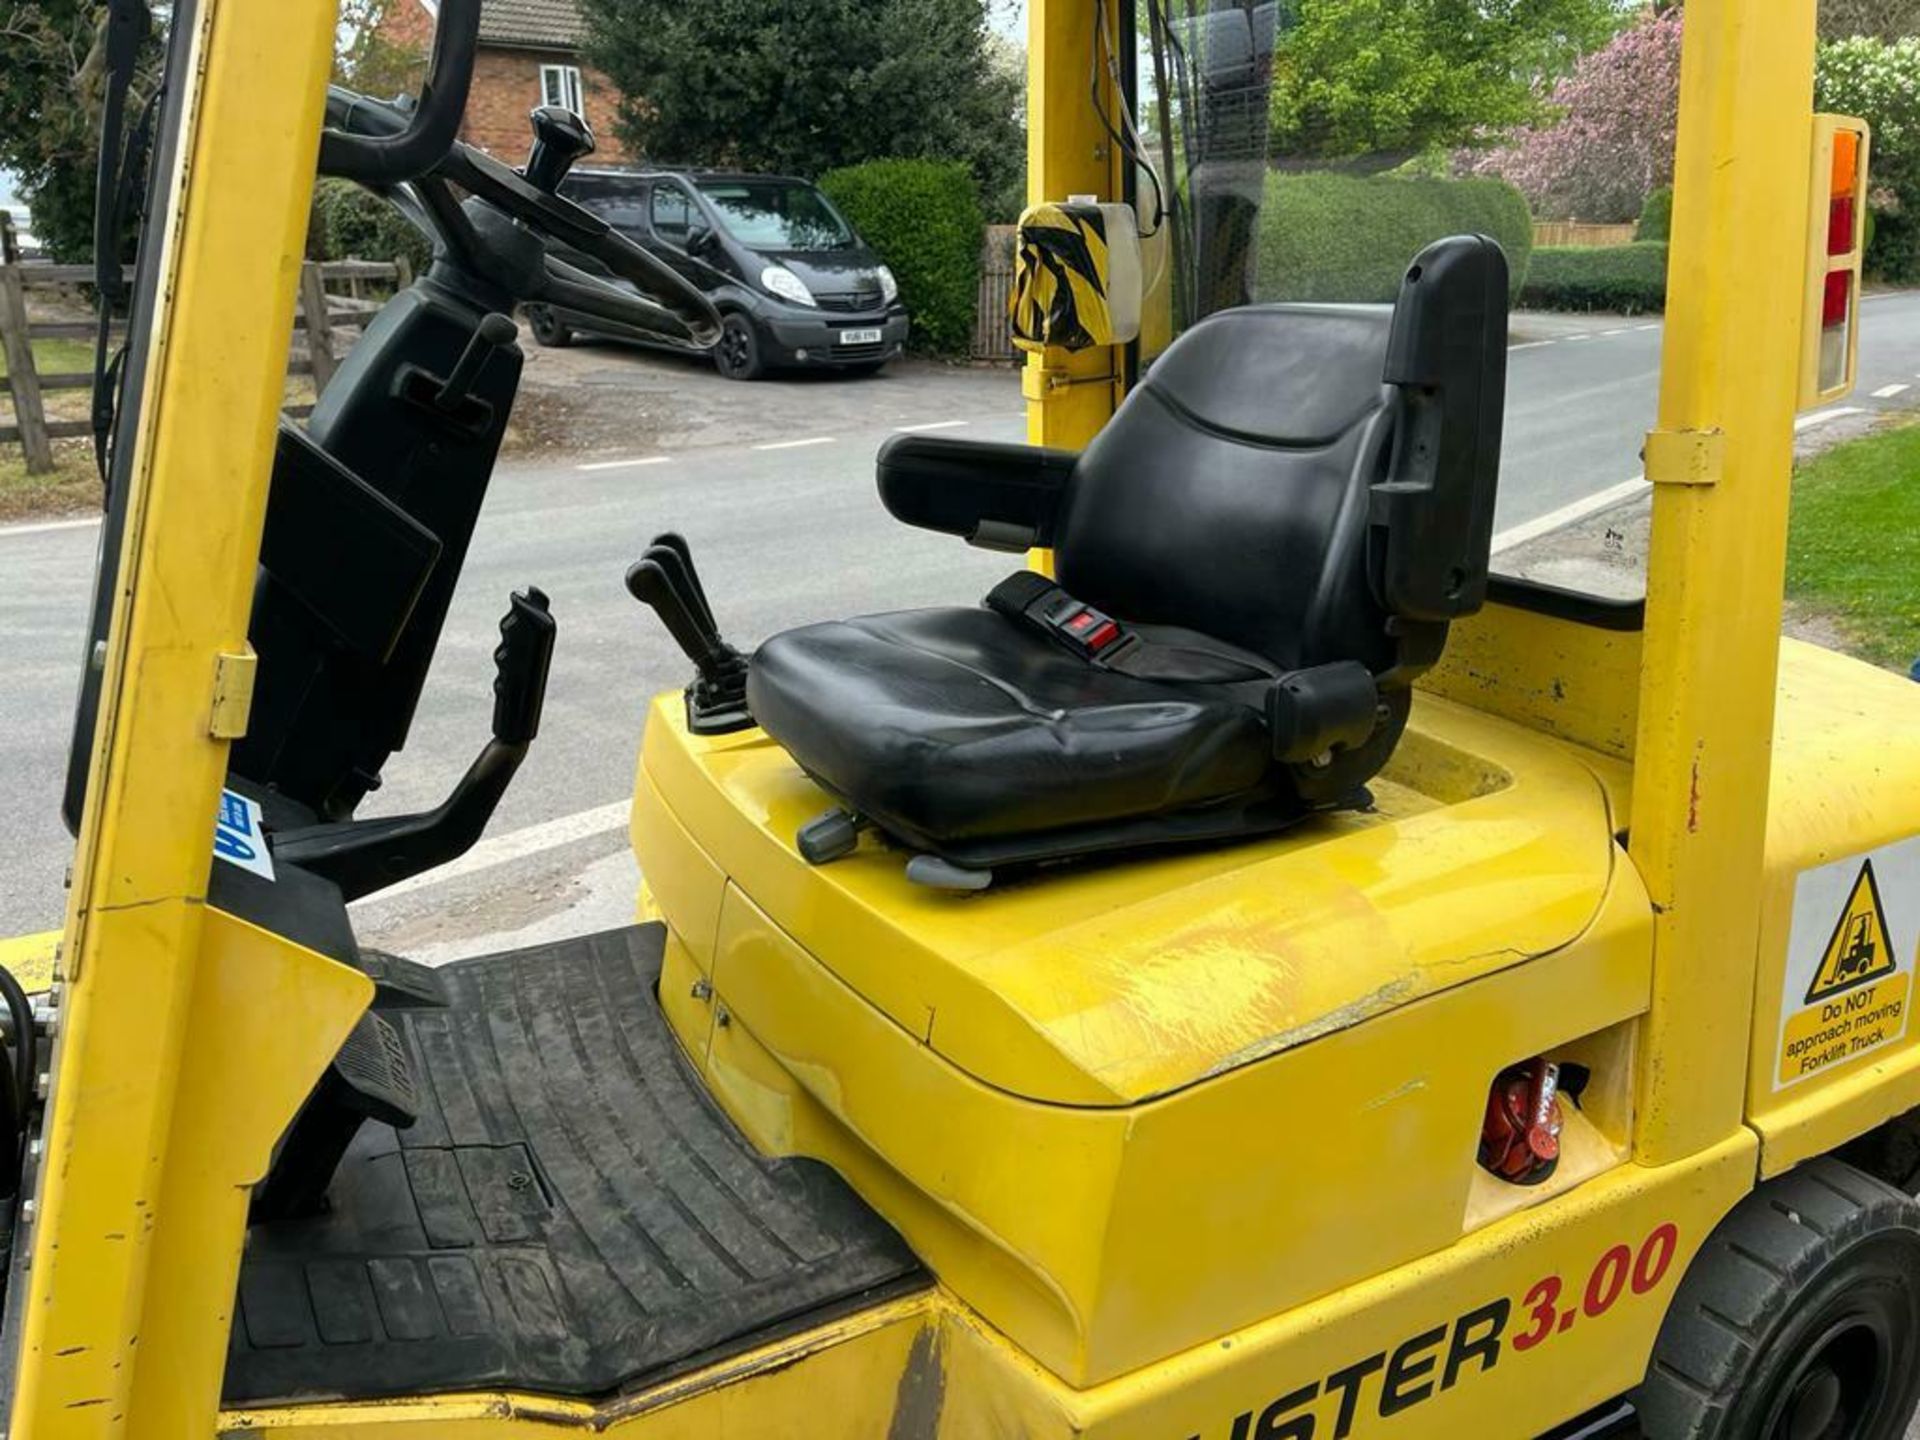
<box><xmin>643</xmin><ymin>691</ymin><xmax>1620</xmax><ymax>1107</ymax></box>
<box><xmin>128</xmin><ymin>909</ymin><xmax>372</xmax><ymax>1433</ymax></box>
<box><xmin>1747</xmin><ymin>640</ymin><xmax>1920</xmax><ymax>1171</ymax></box>
<box><xmin>1419</xmin><ymin>599</ymin><xmax>1642</xmax><ymax>767</ymax></box>
<box><xmin>12</xmin><ymin>0</ymin><xmax>343</xmax><ymax>1432</ymax></box>
<box><xmin>217</xmin><ymin>1295</ymin><xmax>940</xmax><ymax>1438</ymax></box>
<box><xmin>686</xmin><ymin>857</ymin><xmax>1652</xmax><ymax>1385</ymax></box>
<box><xmin>1628</xmin><ymin>0</ymin><xmax>1820</xmax><ymax>1164</ymax></box>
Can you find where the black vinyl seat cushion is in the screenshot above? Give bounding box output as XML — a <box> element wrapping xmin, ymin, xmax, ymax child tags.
<box><xmin>747</xmin><ymin>607</ymin><xmax>1273</xmax><ymax>850</ymax></box>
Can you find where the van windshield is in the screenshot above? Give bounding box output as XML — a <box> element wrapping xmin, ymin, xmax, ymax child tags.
<box><xmin>696</xmin><ymin>180</ymin><xmax>855</xmax><ymax>251</ymax></box>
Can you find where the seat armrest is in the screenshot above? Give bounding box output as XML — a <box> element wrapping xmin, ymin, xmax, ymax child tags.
<box><xmin>1267</xmin><ymin>662</ymin><xmax>1380</xmax><ymax>764</ymax></box>
<box><xmin>877</xmin><ymin>434</ymin><xmax>1077</xmax><ymax>553</ymax></box>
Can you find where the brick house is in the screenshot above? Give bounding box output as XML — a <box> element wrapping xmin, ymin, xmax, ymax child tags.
<box><xmin>384</xmin><ymin>0</ymin><xmax>635</xmax><ymax>165</ymax></box>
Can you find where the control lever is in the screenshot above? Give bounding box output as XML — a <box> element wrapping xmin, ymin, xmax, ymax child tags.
<box><xmin>625</xmin><ymin>536</ymin><xmax>752</xmax><ymax>735</ymax></box>
<box><xmin>649</xmin><ymin>532</ymin><xmax>719</xmax><ymax>640</ymax></box>
<box><xmin>397</xmin><ymin>312</ymin><xmax>517</xmax><ymax>434</ymax></box>
<box><xmin>438</xmin><ymin>312</ymin><xmax>519</xmax><ymax>413</ymax></box>
<box><xmin>275</xmin><ymin>588</ymin><xmax>556</xmax><ymax>899</ymax></box>
<box><xmin>524</xmin><ymin>104</ymin><xmax>596</xmax><ymax>194</ymax></box>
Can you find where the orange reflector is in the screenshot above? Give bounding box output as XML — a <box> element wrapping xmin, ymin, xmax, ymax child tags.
<box><xmin>1832</xmin><ymin>129</ymin><xmax>1860</xmax><ymax>200</ymax></box>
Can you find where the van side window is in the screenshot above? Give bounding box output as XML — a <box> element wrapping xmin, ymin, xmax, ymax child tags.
<box><xmin>651</xmin><ymin>186</ymin><xmax>692</xmax><ymax>244</ymax></box>
<box><xmin>569</xmin><ymin>183</ymin><xmax>649</xmax><ymax>233</ymax></box>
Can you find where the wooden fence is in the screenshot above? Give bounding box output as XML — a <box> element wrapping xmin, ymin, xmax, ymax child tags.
<box><xmin>972</xmin><ymin>224</ymin><xmax>1018</xmax><ymax>362</ymax></box>
<box><xmin>0</xmin><ymin>256</ymin><xmax>410</xmax><ymax>473</ymax></box>
<box><xmin>1533</xmin><ymin>221</ymin><xmax>1639</xmax><ymax>249</ymax></box>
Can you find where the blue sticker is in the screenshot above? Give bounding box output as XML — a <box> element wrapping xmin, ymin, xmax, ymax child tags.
<box><xmin>213</xmin><ymin>788</ymin><xmax>276</xmax><ymax>881</ymax></box>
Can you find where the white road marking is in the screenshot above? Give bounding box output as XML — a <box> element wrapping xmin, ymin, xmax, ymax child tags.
<box><xmin>753</xmin><ymin>436</ymin><xmax>836</xmax><ymax>451</ymax></box>
<box><xmin>1491</xmin><ymin>476</ymin><xmax>1650</xmax><ymax>555</ymax></box>
<box><xmin>577</xmin><ymin>455</ymin><xmax>669</xmax><ymax>472</ymax></box>
<box><xmin>1637</xmin><ymin>323</ymin><xmax>1662</xmax><ymax>332</ymax></box>
<box><xmin>1563</xmin><ymin>334</ymin><xmax>1593</xmax><ymax>343</ymax></box>
<box><xmin>1492</xmin><ymin>405</ymin><xmax>1869</xmax><ymax>555</ymax></box>
<box><xmin>894</xmin><ymin>419</ymin><xmax>971</xmax><ymax>432</ymax></box>
<box><xmin>1796</xmin><ymin>405</ymin><xmax>1865</xmax><ymax>432</ymax></box>
<box><xmin>353</xmin><ymin>799</ymin><xmax>633</xmax><ymax>904</ymax></box>
<box><xmin>0</xmin><ymin>514</ymin><xmax>102</xmax><ymax>540</ymax></box>
<box><xmin>1872</xmin><ymin>383</ymin><xmax>1910</xmax><ymax>399</ymax></box>
<box><xmin>1602</xmin><ymin>328</ymin><xmax>1631</xmax><ymax>337</ymax></box>
<box><xmin>1509</xmin><ymin>340</ymin><xmax>1556</xmax><ymax>352</ymax></box>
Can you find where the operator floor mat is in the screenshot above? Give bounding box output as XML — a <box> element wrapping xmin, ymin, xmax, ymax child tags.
<box><xmin>224</xmin><ymin>923</ymin><xmax>926</xmax><ymax>1405</ymax></box>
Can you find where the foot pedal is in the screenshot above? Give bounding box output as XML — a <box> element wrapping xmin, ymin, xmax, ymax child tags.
<box><xmin>358</xmin><ymin>949</ymin><xmax>451</xmax><ymax>1010</ymax></box>
<box><xmin>253</xmin><ymin>1011</ymin><xmax>419</xmax><ymax>1221</ymax></box>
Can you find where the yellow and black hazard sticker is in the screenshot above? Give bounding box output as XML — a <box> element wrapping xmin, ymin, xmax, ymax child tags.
<box><xmin>1775</xmin><ymin>839</ymin><xmax>1920</xmax><ymax>1089</ymax></box>
<box><xmin>1010</xmin><ymin>202</ymin><xmax>1113</xmax><ymax>354</ymax></box>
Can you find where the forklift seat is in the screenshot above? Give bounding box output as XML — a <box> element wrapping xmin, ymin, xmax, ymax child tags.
<box><xmin>747</xmin><ymin>236</ymin><xmax>1510</xmax><ymax>873</ymax></box>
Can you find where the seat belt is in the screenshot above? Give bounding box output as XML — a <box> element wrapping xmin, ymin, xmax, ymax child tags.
<box><xmin>984</xmin><ymin>571</ymin><xmax>1282</xmax><ymax>686</ymax></box>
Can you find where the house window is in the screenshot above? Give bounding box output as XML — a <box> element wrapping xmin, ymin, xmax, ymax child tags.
<box><xmin>540</xmin><ymin>64</ymin><xmax>585</xmax><ymax>120</ymax></box>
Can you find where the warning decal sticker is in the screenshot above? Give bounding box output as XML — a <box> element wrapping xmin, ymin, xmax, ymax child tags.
<box><xmin>1776</xmin><ymin>840</ymin><xmax>1920</xmax><ymax>1090</ymax></box>
<box><xmin>1805</xmin><ymin>860</ymin><xmax>1898</xmax><ymax>1004</ymax></box>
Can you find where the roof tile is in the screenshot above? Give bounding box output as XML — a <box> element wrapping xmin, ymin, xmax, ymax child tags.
<box><xmin>479</xmin><ymin>0</ymin><xmax>588</xmax><ymax>50</ymax></box>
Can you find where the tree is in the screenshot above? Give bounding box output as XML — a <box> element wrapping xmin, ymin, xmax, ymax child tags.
<box><xmin>1267</xmin><ymin>0</ymin><xmax>1627</xmax><ymax>163</ymax></box>
<box><xmin>0</xmin><ymin>2</ymin><xmax>162</xmax><ymax>261</ymax></box>
<box><xmin>1817</xmin><ymin>36</ymin><xmax>1920</xmax><ymax>281</ymax></box>
<box><xmin>1467</xmin><ymin>6</ymin><xmax>1683</xmax><ymax>223</ymax></box>
<box><xmin>333</xmin><ymin>0</ymin><xmax>427</xmax><ymax>99</ymax></box>
<box><xmin>580</xmin><ymin>0</ymin><xmax>1025</xmax><ymax>217</ymax></box>
<box><xmin>1818</xmin><ymin>0</ymin><xmax>1920</xmax><ymax>42</ymax></box>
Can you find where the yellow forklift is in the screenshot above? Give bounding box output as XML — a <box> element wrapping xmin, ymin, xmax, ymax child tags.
<box><xmin>2</xmin><ymin>0</ymin><xmax>1919</xmax><ymax>1435</ymax></box>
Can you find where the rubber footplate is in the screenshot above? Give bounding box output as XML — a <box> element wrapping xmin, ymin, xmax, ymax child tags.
<box><xmin>224</xmin><ymin>923</ymin><xmax>925</xmax><ymax>1405</ymax></box>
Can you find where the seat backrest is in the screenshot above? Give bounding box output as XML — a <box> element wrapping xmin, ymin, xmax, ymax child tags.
<box><xmin>1053</xmin><ymin>234</ymin><xmax>1508</xmax><ymax>679</ymax></box>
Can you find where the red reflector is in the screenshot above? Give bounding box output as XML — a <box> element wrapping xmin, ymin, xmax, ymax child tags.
<box><xmin>1829</xmin><ymin>196</ymin><xmax>1857</xmax><ymax>257</ymax></box>
<box><xmin>1824</xmin><ymin>271</ymin><xmax>1851</xmax><ymax>330</ymax></box>
<box><xmin>1086</xmin><ymin>621</ymin><xmax>1122</xmax><ymax>652</ymax></box>
<box><xmin>1064</xmin><ymin>610</ymin><xmax>1097</xmax><ymax>634</ymax></box>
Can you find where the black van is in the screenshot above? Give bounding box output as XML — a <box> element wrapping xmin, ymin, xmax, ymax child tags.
<box><xmin>528</xmin><ymin>168</ymin><xmax>909</xmax><ymax>380</ymax></box>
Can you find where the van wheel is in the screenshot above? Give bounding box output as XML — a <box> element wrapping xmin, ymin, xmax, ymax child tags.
<box><xmin>715</xmin><ymin>314</ymin><xmax>765</xmax><ymax>381</ymax></box>
<box><xmin>1634</xmin><ymin>1157</ymin><xmax>1920</xmax><ymax>1440</ymax></box>
<box><xmin>528</xmin><ymin>305</ymin><xmax>571</xmax><ymax>348</ymax></box>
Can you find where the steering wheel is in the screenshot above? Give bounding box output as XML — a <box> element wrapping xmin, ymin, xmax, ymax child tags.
<box><xmin>318</xmin><ymin>5</ymin><xmax>720</xmax><ymax>352</ymax></box>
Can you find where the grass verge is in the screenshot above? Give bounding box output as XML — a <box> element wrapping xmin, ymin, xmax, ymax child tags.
<box><xmin>1787</xmin><ymin>419</ymin><xmax>1920</xmax><ymax>672</ymax></box>
<box><xmin>0</xmin><ymin>442</ymin><xmax>100</xmax><ymax>523</ymax></box>
<box><xmin>0</xmin><ymin>336</ymin><xmax>94</xmax><ymax>380</ymax></box>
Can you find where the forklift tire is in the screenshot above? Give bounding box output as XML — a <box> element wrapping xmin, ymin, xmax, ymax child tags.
<box><xmin>527</xmin><ymin>304</ymin><xmax>572</xmax><ymax>347</ymax></box>
<box><xmin>1634</xmin><ymin>1157</ymin><xmax>1920</xmax><ymax>1440</ymax></box>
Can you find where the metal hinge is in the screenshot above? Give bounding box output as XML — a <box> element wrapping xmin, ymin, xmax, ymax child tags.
<box><xmin>209</xmin><ymin>647</ymin><xmax>258</xmax><ymax>740</ymax></box>
<box><xmin>1642</xmin><ymin>427</ymin><xmax>1726</xmax><ymax>487</ymax></box>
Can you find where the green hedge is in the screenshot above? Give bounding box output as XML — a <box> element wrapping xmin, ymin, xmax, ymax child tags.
<box><xmin>1255</xmin><ymin>173</ymin><xmax>1533</xmax><ymax>305</ymax></box>
<box><xmin>309</xmin><ymin>178</ymin><xmax>431</xmax><ymax>275</ymax></box>
<box><xmin>1520</xmin><ymin>243</ymin><xmax>1669</xmax><ymax>314</ymax></box>
<box><xmin>1636</xmin><ymin>187</ymin><xmax>1674</xmax><ymax>243</ymax></box>
<box><xmin>819</xmin><ymin>159</ymin><xmax>983</xmax><ymax>356</ymax></box>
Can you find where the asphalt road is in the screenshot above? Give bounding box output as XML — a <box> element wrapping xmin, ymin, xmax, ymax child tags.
<box><xmin>6</xmin><ymin>293</ymin><xmax>1920</xmax><ymax>938</ymax></box>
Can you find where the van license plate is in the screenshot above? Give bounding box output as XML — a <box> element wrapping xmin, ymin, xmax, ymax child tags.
<box><xmin>837</xmin><ymin>328</ymin><xmax>882</xmax><ymax>345</ymax></box>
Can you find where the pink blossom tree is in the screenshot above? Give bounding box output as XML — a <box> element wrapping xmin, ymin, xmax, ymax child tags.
<box><xmin>1469</xmin><ymin>7</ymin><xmax>1684</xmax><ymax>223</ymax></box>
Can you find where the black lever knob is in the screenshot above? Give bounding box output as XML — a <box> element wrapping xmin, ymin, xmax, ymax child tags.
<box><xmin>492</xmin><ymin>587</ymin><xmax>556</xmax><ymax>746</ymax></box>
<box><xmin>524</xmin><ymin>104</ymin><xmax>596</xmax><ymax>194</ymax></box>
<box><xmin>435</xmin><ymin>312</ymin><xmax>517</xmax><ymax>414</ymax></box>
